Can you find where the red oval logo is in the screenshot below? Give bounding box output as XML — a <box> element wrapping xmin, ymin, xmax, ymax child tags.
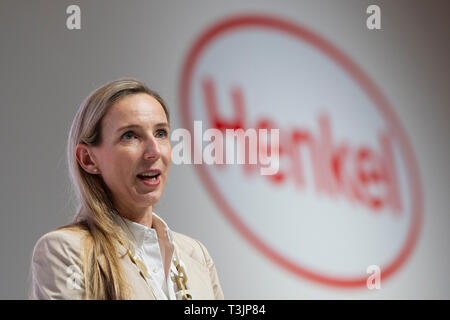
<box><xmin>179</xmin><ymin>14</ymin><xmax>423</xmax><ymax>287</ymax></box>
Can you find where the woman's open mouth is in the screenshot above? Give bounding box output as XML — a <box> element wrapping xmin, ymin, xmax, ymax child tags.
<box><xmin>137</xmin><ymin>171</ymin><xmax>161</xmax><ymax>187</ymax></box>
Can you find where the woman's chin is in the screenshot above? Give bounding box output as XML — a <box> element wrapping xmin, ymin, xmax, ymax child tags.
<box><xmin>134</xmin><ymin>192</ymin><xmax>161</xmax><ymax>206</ymax></box>
<box><xmin>132</xmin><ymin>181</ymin><xmax>164</xmax><ymax>206</ymax></box>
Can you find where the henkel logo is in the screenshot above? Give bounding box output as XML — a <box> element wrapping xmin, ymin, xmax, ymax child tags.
<box><xmin>179</xmin><ymin>15</ymin><xmax>423</xmax><ymax>287</ymax></box>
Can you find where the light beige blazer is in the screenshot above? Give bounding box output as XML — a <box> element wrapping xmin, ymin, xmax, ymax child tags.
<box><xmin>29</xmin><ymin>227</ymin><xmax>224</xmax><ymax>300</ymax></box>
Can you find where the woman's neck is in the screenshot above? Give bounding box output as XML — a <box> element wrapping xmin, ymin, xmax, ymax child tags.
<box><xmin>115</xmin><ymin>203</ymin><xmax>154</xmax><ymax>229</ymax></box>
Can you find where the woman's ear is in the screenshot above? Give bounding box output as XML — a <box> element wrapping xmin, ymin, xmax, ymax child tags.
<box><xmin>75</xmin><ymin>143</ymin><xmax>100</xmax><ymax>174</ymax></box>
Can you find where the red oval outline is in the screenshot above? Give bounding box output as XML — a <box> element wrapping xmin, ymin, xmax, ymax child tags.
<box><xmin>179</xmin><ymin>14</ymin><xmax>423</xmax><ymax>287</ymax></box>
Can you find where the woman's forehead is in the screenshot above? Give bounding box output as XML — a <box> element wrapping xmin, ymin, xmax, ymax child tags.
<box><xmin>103</xmin><ymin>93</ymin><xmax>168</xmax><ymax>130</ymax></box>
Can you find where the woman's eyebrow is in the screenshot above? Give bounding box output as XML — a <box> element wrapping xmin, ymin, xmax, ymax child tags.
<box><xmin>116</xmin><ymin>123</ymin><xmax>169</xmax><ymax>132</ymax></box>
<box><xmin>154</xmin><ymin>122</ymin><xmax>170</xmax><ymax>129</ymax></box>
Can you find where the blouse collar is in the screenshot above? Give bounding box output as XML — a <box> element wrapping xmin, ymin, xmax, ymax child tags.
<box><xmin>114</xmin><ymin>212</ymin><xmax>174</xmax><ymax>248</ymax></box>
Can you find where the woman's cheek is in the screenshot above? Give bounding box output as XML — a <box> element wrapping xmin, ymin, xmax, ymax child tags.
<box><xmin>166</xmin><ymin>147</ymin><xmax>172</xmax><ymax>165</ymax></box>
<box><xmin>162</xmin><ymin>142</ymin><xmax>172</xmax><ymax>163</ymax></box>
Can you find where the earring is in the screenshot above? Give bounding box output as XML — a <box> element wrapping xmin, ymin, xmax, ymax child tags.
<box><xmin>93</xmin><ymin>168</ymin><xmax>98</xmax><ymax>173</ymax></box>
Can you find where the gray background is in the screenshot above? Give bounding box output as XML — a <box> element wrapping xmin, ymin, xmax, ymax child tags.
<box><xmin>1</xmin><ymin>0</ymin><xmax>449</xmax><ymax>299</ymax></box>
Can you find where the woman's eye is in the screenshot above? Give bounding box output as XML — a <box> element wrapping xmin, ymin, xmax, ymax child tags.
<box><xmin>156</xmin><ymin>129</ymin><xmax>168</xmax><ymax>138</ymax></box>
<box><xmin>121</xmin><ymin>131</ymin><xmax>136</xmax><ymax>140</ymax></box>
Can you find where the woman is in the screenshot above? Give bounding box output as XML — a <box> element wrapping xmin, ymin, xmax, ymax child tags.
<box><xmin>29</xmin><ymin>78</ymin><xmax>224</xmax><ymax>300</ymax></box>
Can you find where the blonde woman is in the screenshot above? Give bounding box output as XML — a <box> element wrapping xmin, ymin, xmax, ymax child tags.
<box><xmin>29</xmin><ymin>78</ymin><xmax>224</xmax><ymax>300</ymax></box>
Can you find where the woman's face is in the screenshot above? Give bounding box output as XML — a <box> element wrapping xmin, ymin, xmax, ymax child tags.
<box><xmin>90</xmin><ymin>93</ymin><xmax>171</xmax><ymax>212</ymax></box>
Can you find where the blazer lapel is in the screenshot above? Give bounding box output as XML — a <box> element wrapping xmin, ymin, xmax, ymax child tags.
<box><xmin>173</xmin><ymin>241</ymin><xmax>215</xmax><ymax>299</ymax></box>
<box><xmin>97</xmin><ymin>239</ymin><xmax>157</xmax><ymax>299</ymax></box>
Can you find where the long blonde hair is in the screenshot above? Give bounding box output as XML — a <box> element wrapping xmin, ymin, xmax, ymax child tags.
<box><xmin>64</xmin><ymin>78</ymin><xmax>170</xmax><ymax>299</ymax></box>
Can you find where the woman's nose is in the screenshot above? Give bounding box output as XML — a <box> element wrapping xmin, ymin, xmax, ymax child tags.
<box><xmin>143</xmin><ymin>136</ymin><xmax>161</xmax><ymax>160</ymax></box>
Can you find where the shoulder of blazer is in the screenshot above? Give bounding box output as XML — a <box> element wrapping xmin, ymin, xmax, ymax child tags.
<box><xmin>32</xmin><ymin>226</ymin><xmax>90</xmax><ymax>266</ymax></box>
<box><xmin>171</xmin><ymin>231</ymin><xmax>211</xmax><ymax>267</ymax></box>
<box><xmin>30</xmin><ymin>226</ymin><xmax>90</xmax><ymax>299</ymax></box>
